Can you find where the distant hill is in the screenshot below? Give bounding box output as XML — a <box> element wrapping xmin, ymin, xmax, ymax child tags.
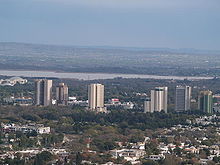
<box><xmin>0</xmin><ymin>42</ymin><xmax>220</xmax><ymax>76</ymax></box>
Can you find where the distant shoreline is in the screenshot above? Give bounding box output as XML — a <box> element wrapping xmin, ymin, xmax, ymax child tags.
<box><xmin>0</xmin><ymin>69</ymin><xmax>214</xmax><ymax>80</ymax></box>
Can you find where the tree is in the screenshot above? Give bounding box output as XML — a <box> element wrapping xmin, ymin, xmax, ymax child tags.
<box><xmin>76</xmin><ymin>152</ymin><xmax>82</xmax><ymax>165</ymax></box>
<box><xmin>145</xmin><ymin>141</ymin><xmax>160</xmax><ymax>155</ymax></box>
<box><xmin>213</xmin><ymin>156</ymin><xmax>220</xmax><ymax>163</ymax></box>
<box><xmin>173</xmin><ymin>146</ymin><xmax>182</xmax><ymax>156</ymax></box>
<box><xmin>142</xmin><ymin>160</ymin><xmax>159</xmax><ymax>165</ymax></box>
<box><xmin>34</xmin><ymin>151</ymin><xmax>53</xmax><ymax>165</ymax></box>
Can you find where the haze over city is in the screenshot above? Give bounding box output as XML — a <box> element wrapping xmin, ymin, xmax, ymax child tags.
<box><xmin>1</xmin><ymin>0</ymin><xmax>220</xmax><ymax>165</ymax></box>
<box><xmin>0</xmin><ymin>0</ymin><xmax>220</xmax><ymax>50</ymax></box>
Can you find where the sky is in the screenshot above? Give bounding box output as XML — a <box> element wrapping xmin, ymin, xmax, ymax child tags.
<box><xmin>0</xmin><ymin>0</ymin><xmax>220</xmax><ymax>50</ymax></box>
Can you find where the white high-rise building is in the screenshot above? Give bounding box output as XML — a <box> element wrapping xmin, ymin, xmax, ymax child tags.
<box><xmin>35</xmin><ymin>79</ymin><xmax>53</xmax><ymax>106</ymax></box>
<box><xmin>88</xmin><ymin>83</ymin><xmax>105</xmax><ymax>112</ymax></box>
<box><xmin>150</xmin><ymin>87</ymin><xmax>168</xmax><ymax>113</ymax></box>
<box><xmin>175</xmin><ymin>86</ymin><xmax>191</xmax><ymax>112</ymax></box>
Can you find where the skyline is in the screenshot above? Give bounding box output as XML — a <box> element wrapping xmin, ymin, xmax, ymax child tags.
<box><xmin>1</xmin><ymin>1</ymin><xmax>220</xmax><ymax>163</ymax></box>
<box><xmin>0</xmin><ymin>0</ymin><xmax>220</xmax><ymax>50</ymax></box>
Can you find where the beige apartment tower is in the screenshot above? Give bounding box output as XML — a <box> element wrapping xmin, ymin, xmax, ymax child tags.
<box><xmin>150</xmin><ymin>87</ymin><xmax>168</xmax><ymax>113</ymax></box>
<box><xmin>56</xmin><ymin>83</ymin><xmax>68</xmax><ymax>105</ymax></box>
<box><xmin>144</xmin><ymin>98</ymin><xmax>152</xmax><ymax>113</ymax></box>
<box><xmin>35</xmin><ymin>79</ymin><xmax>53</xmax><ymax>106</ymax></box>
<box><xmin>88</xmin><ymin>83</ymin><xmax>105</xmax><ymax>112</ymax></box>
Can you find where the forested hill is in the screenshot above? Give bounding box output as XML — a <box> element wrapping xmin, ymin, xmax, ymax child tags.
<box><xmin>0</xmin><ymin>42</ymin><xmax>220</xmax><ymax>76</ymax></box>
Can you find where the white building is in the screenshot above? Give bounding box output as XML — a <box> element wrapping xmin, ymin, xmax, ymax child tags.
<box><xmin>1</xmin><ymin>123</ymin><xmax>50</xmax><ymax>134</ymax></box>
<box><xmin>88</xmin><ymin>83</ymin><xmax>106</xmax><ymax>112</ymax></box>
<box><xmin>0</xmin><ymin>77</ymin><xmax>27</xmax><ymax>86</ymax></box>
<box><xmin>37</xmin><ymin>127</ymin><xmax>51</xmax><ymax>134</ymax></box>
<box><xmin>149</xmin><ymin>87</ymin><xmax>168</xmax><ymax>113</ymax></box>
<box><xmin>110</xmin><ymin>149</ymin><xmax>146</xmax><ymax>162</ymax></box>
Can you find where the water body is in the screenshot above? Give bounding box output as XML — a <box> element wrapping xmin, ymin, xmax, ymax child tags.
<box><xmin>0</xmin><ymin>70</ymin><xmax>214</xmax><ymax>80</ymax></box>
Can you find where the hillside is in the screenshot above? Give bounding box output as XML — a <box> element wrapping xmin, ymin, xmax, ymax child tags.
<box><xmin>0</xmin><ymin>42</ymin><xmax>220</xmax><ymax>76</ymax></box>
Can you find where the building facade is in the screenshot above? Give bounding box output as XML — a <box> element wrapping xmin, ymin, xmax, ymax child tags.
<box><xmin>35</xmin><ymin>79</ymin><xmax>53</xmax><ymax>106</ymax></box>
<box><xmin>175</xmin><ymin>86</ymin><xmax>191</xmax><ymax>112</ymax></box>
<box><xmin>150</xmin><ymin>87</ymin><xmax>168</xmax><ymax>113</ymax></box>
<box><xmin>56</xmin><ymin>83</ymin><xmax>68</xmax><ymax>105</ymax></box>
<box><xmin>198</xmin><ymin>91</ymin><xmax>213</xmax><ymax>114</ymax></box>
<box><xmin>144</xmin><ymin>98</ymin><xmax>152</xmax><ymax>113</ymax></box>
<box><xmin>88</xmin><ymin>83</ymin><xmax>105</xmax><ymax>112</ymax></box>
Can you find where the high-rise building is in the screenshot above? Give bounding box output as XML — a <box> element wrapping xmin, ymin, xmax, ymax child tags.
<box><xmin>198</xmin><ymin>91</ymin><xmax>213</xmax><ymax>114</ymax></box>
<box><xmin>175</xmin><ymin>86</ymin><xmax>191</xmax><ymax>112</ymax></box>
<box><xmin>150</xmin><ymin>87</ymin><xmax>168</xmax><ymax>113</ymax></box>
<box><xmin>88</xmin><ymin>83</ymin><xmax>105</xmax><ymax>112</ymax></box>
<box><xmin>56</xmin><ymin>83</ymin><xmax>68</xmax><ymax>106</ymax></box>
<box><xmin>35</xmin><ymin>79</ymin><xmax>53</xmax><ymax>106</ymax></box>
<box><xmin>144</xmin><ymin>98</ymin><xmax>152</xmax><ymax>113</ymax></box>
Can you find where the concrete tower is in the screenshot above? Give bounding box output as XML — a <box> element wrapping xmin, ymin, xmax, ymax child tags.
<box><xmin>88</xmin><ymin>83</ymin><xmax>105</xmax><ymax>112</ymax></box>
<box><xmin>198</xmin><ymin>90</ymin><xmax>213</xmax><ymax>114</ymax></box>
<box><xmin>144</xmin><ymin>98</ymin><xmax>152</xmax><ymax>113</ymax></box>
<box><xmin>35</xmin><ymin>79</ymin><xmax>53</xmax><ymax>106</ymax></box>
<box><xmin>175</xmin><ymin>86</ymin><xmax>191</xmax><ymax>112</ymax></box>
<box><xmin>150</xmin><ymin>87</ymin><xmax>168</xmax><ymax>113</ymax></box>
<box><xmin>56</xmin><ymin>83</ymin><xmax>68</xmax><ymax>105</ymax></box>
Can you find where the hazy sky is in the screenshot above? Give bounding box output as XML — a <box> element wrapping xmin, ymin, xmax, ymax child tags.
<box><xmin>0</xmin><ymin>0</ymin><xmax>220</xmax><ymax>50</ymax></box>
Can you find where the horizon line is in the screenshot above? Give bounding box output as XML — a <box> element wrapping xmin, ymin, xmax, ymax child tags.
<box><xmin>1</xmin><ymin>41</ymin><xmax>220</xmax><ymax>53</ymax></box>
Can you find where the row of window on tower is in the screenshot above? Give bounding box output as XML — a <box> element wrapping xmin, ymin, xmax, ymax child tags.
<box><xmin>35</xmin><ymin>80</ymin><xmax>105</xmax><ymax>111</ymax></box>
<box><xmin>144</xmin><ymin>86</ymin><xmax>214</xmax><ymax>114</ymax></box>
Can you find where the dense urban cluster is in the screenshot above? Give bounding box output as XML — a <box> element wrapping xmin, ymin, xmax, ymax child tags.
<box><xmin>1</xmin><ymin>76</ymin><xmax>220</xmax><ymax>164</ymax></box>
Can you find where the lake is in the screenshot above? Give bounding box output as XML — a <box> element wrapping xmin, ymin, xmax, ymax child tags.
<box><xmin>0</xmin><ymin>70</ymin><xmax>213</xmax><ymax>80</ymax></box>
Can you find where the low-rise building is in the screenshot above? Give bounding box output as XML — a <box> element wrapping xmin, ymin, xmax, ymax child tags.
<box><xmin>0</xmin><ymin>77</ymin><xmax>27</xmax><ymax>86</ymax></box>
<box><xmin>1</xmin><ymin>123</ymin><xmax>50</xmax><ymax>134</ymax></box>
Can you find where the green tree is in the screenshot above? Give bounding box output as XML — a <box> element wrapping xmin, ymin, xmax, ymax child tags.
<box><xmin>142</xmin><ymin>160</ymin><xmax>159</xmax><ymax>165</ymax></box>
<box><xmin>34</xmin><ymin>151</ymin><xmax>53</xmax><ymax>165</ymax></box>
<box><xmin>76</xmin><ymin>152</ymin><xmax>82</xmax><ymax>165</ymax></box>
<box><xmin>213</xmin><ymin>156</ymin><xmax>220</xmax><ymax>163</ymax></box>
